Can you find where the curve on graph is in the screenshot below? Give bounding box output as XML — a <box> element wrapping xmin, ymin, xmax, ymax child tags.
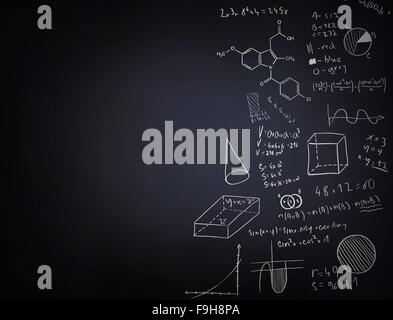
<box><xmin>257</xmin><ymin>262</ymin><xmax>288</xmax><ymax>294</ymax></box>
<box><xmin>190</xmin><ymin>259</ymin><xmax>241</xmax><ymax>300</ymax></box>
<box><xmin>270</xmin><ymin>262</ymin><xmax>288</xmax><ymax>294</ymax></box>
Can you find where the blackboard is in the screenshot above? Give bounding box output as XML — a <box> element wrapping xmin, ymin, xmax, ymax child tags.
<box><xmin>2</xmin><ymin>0</ymin><xmax>393</xmax><ymax>301</ymax></box>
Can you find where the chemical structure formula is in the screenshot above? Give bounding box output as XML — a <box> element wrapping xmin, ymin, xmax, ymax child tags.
<box><xmin>217</xmin><ymin>20</ymin><xmax>311</xmax><ymax>101</ymax></box>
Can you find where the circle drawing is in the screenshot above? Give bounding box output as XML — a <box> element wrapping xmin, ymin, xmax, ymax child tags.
<box><xmin>337</xmin><ymin>234</ymin><xmax>376</xmax><ymax>274</ymax></box>
<box><xmin>343</xmin><ymin>28</ymin><xmax>372</xmax><ymax>57</ymax></box>
<box><xmin>291</xmin><ymin>194</ymin><xmax>303</xmax><ymax>208</ymax></box>
<box><xmin>280</xmin><ymin>194</ymin><xmax>302</xmax><ymax>210</ymax></box>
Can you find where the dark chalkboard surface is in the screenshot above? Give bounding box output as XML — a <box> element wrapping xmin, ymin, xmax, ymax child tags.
<box><xmin>2</xmin><ymin>0</ymin><xmax>392</xmax><ymax>301</ymax></box>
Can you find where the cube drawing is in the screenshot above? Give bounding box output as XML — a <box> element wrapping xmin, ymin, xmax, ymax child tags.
<box><xmin>307</xmin><ymin>132</ymin><xmax>348</xmax><ymax>176</ymax></box>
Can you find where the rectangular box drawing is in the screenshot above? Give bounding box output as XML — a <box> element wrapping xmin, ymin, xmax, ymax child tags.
<box><xmin>307</xmin><ymin>132</ymin><xmax>348</xmax><ymax>176</ymax></box>
<box><xmin>194</xmin><ymin>195</ymin><xmax>260</xmax><ymax>239</ymax></box>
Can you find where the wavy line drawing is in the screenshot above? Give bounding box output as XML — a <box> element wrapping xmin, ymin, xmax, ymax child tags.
<box><xmin>327</xmin><ymin>105</ymin><xmax>385</xmax><ymax>127</ymax></box>
<box><xmin>359</xmin><ymin>204</ymin><xmax>382</xmax><ymax>209</ymax></box>
<box><xmin>359</xmin><ymin>207</ymin><xmax>383</xmax><ymax>213</ymax></box>
<box><xmin>359</xmin><ymin>204</ymin><xmax>382</xmax><ymax>210</ymax></box>
<box><xmin>336</xmin><ymin>234</ymin><xmax>376</xmax><ymax>274</ymax></box>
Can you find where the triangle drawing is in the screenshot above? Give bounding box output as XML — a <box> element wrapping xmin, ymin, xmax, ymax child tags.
<box><xmin>358</xmin><ymin>31</ymin><xmax>372</xmax><ymax>43</ymax></box>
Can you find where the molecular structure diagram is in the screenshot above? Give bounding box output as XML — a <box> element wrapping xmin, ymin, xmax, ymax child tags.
<box><xmin>217</xmin><ymin>20</ymin><xmax>311</xmax><ymax>101</ymax></box>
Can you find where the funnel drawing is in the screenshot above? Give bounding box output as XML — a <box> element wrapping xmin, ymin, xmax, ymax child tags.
<box><xmin>250</xmin><ymin>242</ymin><xmax>304</xmax><ymax>294</ymax></box>
<box><xmin>225</xmin><ymin>139</ymin><xmax>250</xmax><ymax>185</ymax></box>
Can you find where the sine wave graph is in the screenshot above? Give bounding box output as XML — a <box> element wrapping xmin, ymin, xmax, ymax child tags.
<box><xmin>327</xmin><ymin>105</ymin><xmax>385</xmax><ymax>127</ymax></box>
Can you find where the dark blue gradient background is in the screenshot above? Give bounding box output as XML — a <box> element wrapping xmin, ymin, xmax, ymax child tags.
<box><xmin>2</xmin><ymin>0</ymin><xmax>392</xmax><ymax>299</ymax></box>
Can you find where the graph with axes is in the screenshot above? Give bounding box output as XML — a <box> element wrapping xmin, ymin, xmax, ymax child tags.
<box><xmin>327</xmin><ymin>105</ymin><xmax>385</xmax><ymax>127</ymax></box>
<box><xmin>186</xmin><ymin>245</ymin><xmax>241</xmax><ymax>299</ymax></box>
<box><xmin>250</xmin><ymin>242</ymin><xmax>304</xmax><ymax>294</ymax></box>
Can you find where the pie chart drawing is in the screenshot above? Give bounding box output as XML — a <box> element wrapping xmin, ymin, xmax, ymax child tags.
<box><xmin>343</xmin><ymin>28</ymin><xmax>373</xmax><ymax>56</ymax></box>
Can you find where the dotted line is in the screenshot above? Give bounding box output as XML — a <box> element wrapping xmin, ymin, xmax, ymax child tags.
<box><xmin>312</xmin><ymin>164</ymin><xmax>345</xmax><ymax>168</ymax></box>
<box><xmin>224</xmin><ymin>208</ymin><xmax>259</xmax><ymax>214</ymax></box>
<box><xmin>195</xmin><ymin>210</ymin><xmax>226</xmax><ymax>235</ymax></box>
<box><xmin>195</xmin><ymin>207</ymin><xmax>258</xmax><ymax>235</ymax></box>
<box><xmin>314</xmin><ymin>134</ymin><xmax>320</xmax><ymax>167</ymax></box>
